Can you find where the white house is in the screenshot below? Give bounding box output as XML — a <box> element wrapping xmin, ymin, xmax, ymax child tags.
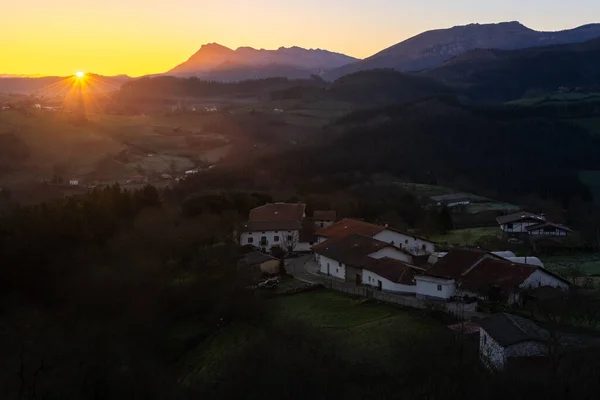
<box><xmin>479</xmin><ymin>313</ymin><xmax>549</xmax><ymax>370</ymax></box>
<box><xmin>497</xmin><ymin>211</ymin><xmax>547</xmax><ymax>234</ymax></box>
<box><xmin>240</xmin><ymin>203</ymin><xmax>306</xmax><ymax>252</ymax></box>
<box><xmin>315</xmin><ymin>218</ymin><xmax>435</xmax><ymax>261</ymax></box>
<box><xmin>415</xmin><ymin>249</ymin><xmax>570</xmax><ymax>303</ymax></box>
<box><xmin>526</xmin><ymin>222</ymin><xmax>572</xmax><ymax>237</ymax></box>
<box><xmin>430</xmin><ymin>193</ymin><xmax>473</xmax><ymax>208</ymax></box>
<box><xmin>311</xmin><ymin>234</ymin><xmax>423</xmax><ymax>294</ymax></box>
<box><xmin>312</xmin><ymin>210</ymin><xmax>337</xmax><ymax>230</ymax></box>
<box><xmin>69</xmin><ymin>179</ymin><xmax>80</xmax><ymax>186</ymax></box>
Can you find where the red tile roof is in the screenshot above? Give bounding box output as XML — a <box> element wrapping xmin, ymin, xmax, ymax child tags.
<box><xmin>311</xmin><ymin>234</ymin><xmax>392</xmax><ymax>267</ymax></box>
<box><xmin>458</xmin><ymin>259</ymin><xmax>537</xmax><ymax>292</ymax></box>
<box><xmin>316</xmin><ymin>218</ymin><xmax>385</xmax><ymax>239</ymax></box>
<box><xmin>249</xmin><ymin>203</ymin><xmax>305</xmax><ymax>222</ymax></box>
<box><xmin>423</xmin><ymin>248</ymin><xmax>492</xmax><ymax>279</ymax></box>
<box><xmin>313</xmin><ymin>210</ymin><xmax>337</xmax><ymax>221</ymax></box>
<box><xmin>241</xmin><ymin>220</ymin><xmax>303</xmax><ymax>232</ymax></box>
<box><xmin>364</xmin><ymin>257</ymin><xmax>424</xmax><ymax>285</ymax></box>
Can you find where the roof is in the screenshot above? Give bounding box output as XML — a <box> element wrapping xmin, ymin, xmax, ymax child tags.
<box><xmin>316</xmin><ymin>218</ymin><xmax>385</xmax><ymax>239</ymax></box>
<box><xmin>479</xmin><ymin>313</ymin><xmax>548</xmax><ymax>347</ymax></box>
<box><xmin>458</xmin><ymin>259</ymin><xmax>538</xmax><ymax>292</ymax></box>
<box><xmin>363</xmin><ymin>257</ymin><xmax>425</xmax><ymax>285</ymax></box>
<box><xmin>311</xmin><ymin>234</ymin><xmax>392</xmax><ymax>268</ymax></box>
<box><xmin>249</xmin><ymin>203</ymin><xmax>305</xmax><ymax>223</ymax></box>
<box><xmin>423</xmin><ymin>248</ymin><xmax>493</xmax><ymax>279</ymax></box>
<box><xmin>313</xmin><ymin>210</ymin><xmax>337</xmax><ymax>221</ymax></box>
<box><xmin>496</xmin><ymin>211</ymin><xmax>545</xmax><ymax>225</ymax></box>
<box><xmin>504</xmin><ymin>257</ymin><xmax>544</xmax><ymax>268</ymax></box>
<box><xmin>241</xmin><ymin>220</ymin><xmax>303</xmax><ymax>232</ymax></box>
<box><xmin>241</xmin><ymin>252</ymin><xmax>279</xmax><ymax>265</ymax></box>
<box><xmin>526</xmin><ymin>222</ymin><xmax>573</xmax><ymax>232</ymax></box>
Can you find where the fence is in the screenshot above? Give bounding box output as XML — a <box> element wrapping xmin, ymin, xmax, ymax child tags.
<box><xmin>323</xmin><ymin>280</ymin><xmax>427</xmax><ymax>309</ymax></box>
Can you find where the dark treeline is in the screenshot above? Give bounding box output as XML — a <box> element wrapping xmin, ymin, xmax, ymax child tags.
<box><xmin>118</xmin><ymin>76</ymin><xmax>320</xmax><ymax>102</ymax></box>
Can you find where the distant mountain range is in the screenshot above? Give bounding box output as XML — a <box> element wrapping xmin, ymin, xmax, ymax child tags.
<box><xmin>167</xmin><ymin>44</ymin><xmax>358</xmax><ymax>79</ymax></box>
<box><xmin>324</xmin><ymin>22</ymin><xmax>600</xmax><ymax>80</ymax></box>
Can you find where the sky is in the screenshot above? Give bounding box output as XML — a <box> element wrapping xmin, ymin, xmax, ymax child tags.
<box><xmin>2</xmin><ymin>0</ymin><xmax>599</xmax><ymax>77</ymax></box>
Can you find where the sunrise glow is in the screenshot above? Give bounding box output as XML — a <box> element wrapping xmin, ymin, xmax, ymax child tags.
<box><xmin>76</xmin><ymin>72</ymin><xmax>85</xmax><ymax>78</ymax></box>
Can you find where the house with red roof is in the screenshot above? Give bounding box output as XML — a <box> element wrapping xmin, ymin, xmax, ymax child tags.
<box><xmin>239</xmin><ymin>203</ymin><xmax>337</xmax><ymax>253</ymax></box>
<box><xmin>415</xmin><ymin>249</ymin><xmax>570</xmax><ymax>304</ymax></box>
<box><xmin>311</xmin><ymin>234</ymin><xmax>425</xmax><ymax>293</ymax></box>
<box><xmin>316</xmin><ymin>218</ymin><xmax>436</xmax><ymax>258</ymax></box>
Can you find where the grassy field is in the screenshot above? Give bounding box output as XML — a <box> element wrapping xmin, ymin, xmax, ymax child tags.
<box><xmin>572</xmin><ymin>117</ymin><xmax>600</xmax><ymax>136</ymax></box>
<box><xmin>541</xmin><ymin>253</ymin><xmax>600</xmax><ymax>277</ymax></box>
<box><xmin>178</xmin><ymin>289</ymin><xmax>442</xmax><ymax>385</ymax></box>
<box><xmin>429</xmin><ymin>227</ymin><xmax>502</xmax><ymax>246</ymax></box>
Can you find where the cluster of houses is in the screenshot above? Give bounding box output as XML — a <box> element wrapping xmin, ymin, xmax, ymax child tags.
<box><xmin>497</xmin><ymin>211</ymin><xmax>572</xmax><ymax>237</ymax></box>
<box><xmin>239</xmin><ymin>203</ymin><xmax>570</xmax><ymax>304</ymax></box>
<box><xmin>239</xmin><ymin>202</ymin><xmax>592</xmax><ymax>370</ymax></box>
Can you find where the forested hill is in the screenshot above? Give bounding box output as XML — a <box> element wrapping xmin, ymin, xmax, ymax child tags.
<box><xmin>273</xmin><ymin>97</ymin><xmax>600</xmax><ymax>204</ymax></box>
<box><xmin>423</xmin><ymin>38</ymin><xmax>600</xmax><ymax>102</ymax></box>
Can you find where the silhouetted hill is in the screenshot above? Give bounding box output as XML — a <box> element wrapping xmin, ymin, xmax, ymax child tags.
<box><xmin>423</xmin><ymin>38</ymin><xmax>600</xmax><ymax>102</ymax></box>
<box><xmin>325</xmin><ymin>22</ymin><xmax>600</xmax><ymax>80</ymax></box>
<box><xmin>329</xmin><ymin>69</ymin><xmax>455</xmax><ymax>105</ymax></box>
<box><xmin>168</xmin><ymin>44</ymin><xmax>358</xmax><ymax>79</ymax></box>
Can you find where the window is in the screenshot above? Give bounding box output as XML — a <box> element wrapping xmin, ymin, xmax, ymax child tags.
<box><xmin>260</xmin><ymin>236</ymin><xmax>267</xmax><ymax>245</ymax></box>
<box><xmin>320</xmin><ymin>222</ymin><xmax>324</xmax><ymax>228</ymax></box>
<box><xmin>274</xmin><ymin>236</ymin><xmax>280</xmax><ymax>242</ymax></box>
<box><xmin>247</xmin><ymin>237</ymin><xmax>254</xmax><ymax>244</ymax></box>
<box><xmin>336</xmin><ymin>268</ymin><xmax>339</xmax><ymax>273</ymax></box>
<box><xmin>287</xmin><ymin>235</ymin><xmax>293</xmax><ymax>241</ymax></box>
<box><xmin>437</xmin><ymin>284</ymin><xmax>442</xmax><ymax>291</ymax></box>
<box><xmin>309</xmin><ymin>242</ymin><xmax>314</xmax><ymax>245</ymax></box>
<box><xmin>506</xmin><ymin>223</ymin><xmax>514</xmax><ymax>230</ymax></box>
<box><xmin>338</xmin><ymin>261</ymin><xmax>342</xmax><ymax>266</ymax></box>
<box><xmin>483</xmin><ymin>335</ymin><xmax>487</xmax><ymax>344</ymax></box>
<box><xmin>404</xmin><ymin>239</ymin><xmax>408</xmax><ymax>244</ymax></box>
<box><xmin>422</xmin><ymin>244</ymin><xmax>427</xmax><ymax>251</ymax></box>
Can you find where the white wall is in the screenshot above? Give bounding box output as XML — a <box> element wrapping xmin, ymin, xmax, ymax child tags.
<box><xmin>528</xmin><ymin>228</ymin><xmax>568</xmax><ymax>237</ymax></box>
<box><xmin>415</xmin><ymin>276</ymin><xmax>456</xmax><ymax>300</ymax></box>
<box><xmin>314</xmin><ymin>220</ymin><xmax>334</xmax><ymax>229</ymax></box>
<box><xmin>520</xmin><ymin>269</ymin><xmax>569</xmax><ymax>290</ymax></box>
<box><xmin>295</xmin><ymin>241</ymin><xmax>314</xmax><ymax>252</ymax></box>
<box><xmin>362</xmin><ymin>270</ymin><xmax>416</xmax><ymax>294</ymax></box>
<box><xmin>373</xmin><ymin>230</ymin><xmax>435</xmax><ymax>255</ymax></box>
<box><xmin>501</xmin><ymin>221</ymin><xmax>538</xmax><ymax>233</ymax></box>
<box><xmin>240</xmin><ymin>230</ymin><xmax>300</xmax><ymax>252</ymax></box>
<box><xmin>480</xmin><ymin>330</ymin><xmax>507</xmax><ymax>370</ymax></box>
<box><xmin>317</xmin><ymin>255</ymin><xmax>346</xmax><ymax>280</ymax></box>
<box><xmin>368</xmin><ymin>247</ymin><xmax>412</xmax><ymax>263</ymax></box>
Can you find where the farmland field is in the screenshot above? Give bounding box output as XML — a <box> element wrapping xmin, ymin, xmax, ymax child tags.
<box><xmin>541</xmin><ymin>253</ymin><xmax>600</xmax><ymax>277</ymax></box>
<box><xmin>429</xmin><ymin>227</ymin><xmax>502</xmax><ymax>246</ymax></box>
<box><xmin>178</xmin><ymin>289</ymin><xmax>442</xmax><ymax>385</ymax></box>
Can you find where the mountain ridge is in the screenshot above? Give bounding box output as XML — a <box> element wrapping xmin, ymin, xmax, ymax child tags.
<box><xmin>167</xmin><ymin>44</ymin><xmax>358</xmax><ymax>77</ymax></box>
<box><xmin>324</xmin><ymin>21</ymin><xmax>600</xmax><ymax>80</ymax></box>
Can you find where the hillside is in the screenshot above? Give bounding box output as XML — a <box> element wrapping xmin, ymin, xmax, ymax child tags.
<box><xmin>168</xmin><ymin>43</ymin><xmax>358</xmax><ymax>79</ymax></box>
<box><xmin>423</xmin><ymin>38</ymin><xmax>600</xmax><ymax>102</ymax></box>
<box><xmin>325</xmin><ymin>22</ymin><xmax>600</xmax><ymax>80</ymax></box>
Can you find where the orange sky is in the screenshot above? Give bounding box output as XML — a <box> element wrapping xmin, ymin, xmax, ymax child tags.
<box><xmin>3</xmin><ymin>0</ymin><xmax>598</xmax><ymax>77</ymax></box>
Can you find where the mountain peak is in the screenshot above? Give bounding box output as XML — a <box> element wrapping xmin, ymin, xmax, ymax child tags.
<box><xmin>325</xmin><ymin>21</ymin><xmax>600</xmax><ymax>80</ymax></box>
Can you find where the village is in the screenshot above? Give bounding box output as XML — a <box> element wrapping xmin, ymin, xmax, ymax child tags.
<box><xmin>238</xmin><ymin>201</ymin><xmax>597</xmax><ymax>371</ymax></box>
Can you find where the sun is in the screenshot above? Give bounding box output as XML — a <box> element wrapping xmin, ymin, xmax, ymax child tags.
<box><xmin>75</xmin><ymin>71</ymin><xmax>85</xmax><ymax>78</ymax></box>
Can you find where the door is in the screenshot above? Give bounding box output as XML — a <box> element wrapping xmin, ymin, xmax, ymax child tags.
<box><xmin>327</xmin><ymin>263</ymin><xmax>330</xmax><ymax>276</ymax></box>
<box><xmin>356</xmin><ymin>274</ymin><xmax>362</xmax><ymax>285</ymax></box>
<box><xmin>377</xmin><ymin>280</ymin><xmax>382</xmax><ymax>291</ymax></box>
